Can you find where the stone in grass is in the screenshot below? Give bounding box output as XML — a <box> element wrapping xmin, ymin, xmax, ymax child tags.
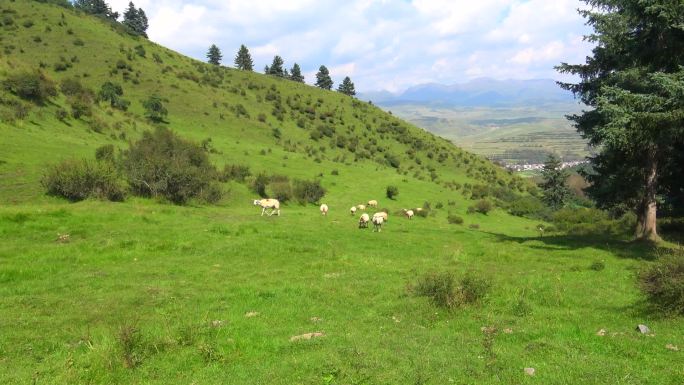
<box><xmin>596</xmin><ymin>329</ymin><xmax>607</xmax><ymax>336</ymax></box>
<box><xmin>636</xmin><ymin>324</ymin><xmax>650</xmax><ymax>334</ymax></box>
<box><xmin>210</xmin><ymin>320</ymin><xmax>225</xmax><ymax>328</ymax></box>
<box><xmin>524</xmin><ymin>367</ymin><xmax>535</xmax><ymax>376</ymax></box>
<box><xmin>310</xmin><ymin>317</ymin><xmax>322</xmax><ymax>323</ymax></box>
<box><xmin>290</xmin><ymin>332</ymin><xmax>325</xmax><ymax>342</ymax></box>
<box><xmin>245</xmin><ymin>311</ymin><xmax>259</xmax><ymax>318</ymax></box>
<box><xmin>665</xmin><ymin>344</ymin><xmax>679</xmax><ymax>351</ymax></box>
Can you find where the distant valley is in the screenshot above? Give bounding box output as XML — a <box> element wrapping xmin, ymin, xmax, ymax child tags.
<box><xmin>361</xmin><ymin>78</ymin><xmax>590</xmax><ymax>165</ymax></box>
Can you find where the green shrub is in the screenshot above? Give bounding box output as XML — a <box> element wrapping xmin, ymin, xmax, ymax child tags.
<box><xmin>219</xmin><ymin>164</ymin><xmax>251</xmax><ymax>183</ymax></box>
<box><xmin>2</xmin><ymin>71</ymin><xmax>57</xmax><ymax>104</ymax></box>
<box><xmin>638</xmin><ymin>249</ymin><xmax>684</xmax><ymax>315</ymax></box>
<box><xmin>142</xmin><ymin>94</ymin><xmax>168</xmax><ymax>122</ymax></box>
<box><xmin>447</xmin><ymin>214</ymin><xmax>464</xmax><ymax>225</ymax></box>
<box><xmin>552</xmin><ymin>208</ymin><xmax>635</xmax><ymax>236</ymax></box>
<box><xmin>386</xmin><ymin>185</ymin><xmax>399</xmax><ymax>200</ymax></box>
<box><xmin>41</xmin><ymin>159</ymin><xmax>126</xmax><ymax>202</ymax></box>
<box><xmin>474</xmin><ymin>199</ymin><xmax>493</xmax><ymax>214</ymax></box>
<box><xmin>458</xmin><ymin>274</ymin><xmax>491</xmax><ymax>304</ymax></box>
<box><xmin>293</xmin><ymin>179</ymin><xmax>326</xmax><ymax>204</ymax></box>
<box><xmin>95</xmin><ymin>144</ymin><xmax>115</xmax><ymax>162</ymax></box>
<box><xmin>267</xmin><ymin>179</ymin><xmax>292</xmax><ymax>203</ymax></box>
<box><xmin>121</xmin><ymin>127</ymin><xmax>219</xmax><ymax>204</ymax></box>
<box><xmin>251</xmin><ymin>173</ymin><xmax>269</xmax><ymax>197</ymax></box>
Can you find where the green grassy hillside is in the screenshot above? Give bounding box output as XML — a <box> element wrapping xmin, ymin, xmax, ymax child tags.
<box><xmin>0</xmin><ymin>1</ymin><xmax>521</xmax><ymax>206</ymax></box>
<box><xmin>1</xmin><ymin>2</ymin><xmax>682</xmax><ymax>385</ymax></box>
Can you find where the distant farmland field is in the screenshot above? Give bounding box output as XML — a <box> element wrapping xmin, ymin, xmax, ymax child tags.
<box><xmin>385</xmin><ymin>104</ymin><xmax>591</xmax><ymax>164</ymax></box>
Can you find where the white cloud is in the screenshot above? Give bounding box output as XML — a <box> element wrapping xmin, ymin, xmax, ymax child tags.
<box><xmin>106</xmin><ymin>0</ymin><xmax>594</xmax><ymax>91</ymax></box>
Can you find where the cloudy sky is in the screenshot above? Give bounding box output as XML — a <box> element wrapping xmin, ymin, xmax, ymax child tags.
<box><xmin>108</xmin><ymin>0</ymin><xmax>594</xmax><ymax>93</ymax></box>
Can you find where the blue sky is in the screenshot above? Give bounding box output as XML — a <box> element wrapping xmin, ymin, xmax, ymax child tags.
<box><xmin>108</xmin><ymin>0</ymin><xmax>594</xmax><ymax>92</ymax></box>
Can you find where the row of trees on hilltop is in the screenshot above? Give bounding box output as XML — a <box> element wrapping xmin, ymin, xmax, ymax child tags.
<box><xmin>71</xmin><ymin>0</ymin><xmax>148</xmax><ymax>37</ymax></box>
<box><xmin>206</xmin><ymin>44</ymin><xmax>356</xmax><ymax>96</ymax></box>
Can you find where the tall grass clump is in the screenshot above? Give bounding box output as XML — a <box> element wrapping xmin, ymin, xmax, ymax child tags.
<box><xmin>415</xmin><ymin>271</ymin><xmax>491</xmax><ymax>308</ymax></box>
<box><xmin>639</xmin><ymin>248</ymin><xmax>684</xmax><ymax>315</ymax></box>
<box><xmin>41</xmin><ymin>159</ymin><xmax>126</xmax><ymax>202</ymax></box>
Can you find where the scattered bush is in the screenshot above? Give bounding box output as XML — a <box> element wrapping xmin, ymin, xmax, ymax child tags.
<box><xmin>508</xmin><ymin>196</ymin><xmax>548</xmax><ymax>219</ymax></box>
<box><xmin>41</xmin><ymin>159</ymin><xmax>126</xmax><ymax>202</ymax></box>
<box><xmin>142</xmin><ymin>94</ymin><xmax>168</xmax><ymax>122</ymax></box>
<box><xmin>469</xmin><ymin>223</ymin><xmax>480</xmax><ymax>230</ymax></box>
<box><xmin>95</xmin><ymin>144</ymin><xmax>115</xmax><ymax>162</ymax></box>
<box><xmin>447</xmin><ymin>214</ymin><xmax>464</xmax><ymax>225</ymax></box>
<box><xmin>251</xmin><ymin>173</ymin><xmax>270</xmax><ymax>197</ymax></box>
<box><xmin>386</xmin><ymin>185</ymin><xmax>399</xmax><ymax>200</ymax></box>
<box><xmin>219</xmin><ymin>164</ymin><xmax>251</xmax><ymax>183</ymax></box>
<box><xmin>98</xmin><ymin>81</ymin><xmax>129</xmax><ymax>110</ymax></box>
<box><xmin>121</xmin><ymin>127</ymin><xmax>219</xmax><ymax>204</ymax></box>
<box><xmin>638</xmin><ymin>248</ymin><xmax>684</xmax><ymax>315</ymax></box>
<box><xmin>471</xmin><ymin>199</ymin><xmax>493</xmax><ymax>214</ymax></box>
<box><xmin>552</xmin><ymin>207</ymin><xmax>635</xmax><ymax>236</ymax></box>
<box><xmin>293</xmin><ymin>179</ymin><xmax>326</xmax><ymax>204</ymax></box>
<box><xmin>268</xmin><ymin>179</ymin><xmax>293</xmax><ymax>203</ymax></box>
<box><xmin>415</xmin><ymin>271</ymin><xmax>491</xmax><ymax>308</ymax></box>
<box><xmin>2</xmin><ymin>71</ymin><xmax>57</xmax><ymax>104</ymax></box>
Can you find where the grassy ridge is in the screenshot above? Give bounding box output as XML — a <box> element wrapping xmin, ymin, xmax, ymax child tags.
<box><xmin>0</xmin><ymin>2</ymin><xmax>682</xmax><ymax>384</ymax></box>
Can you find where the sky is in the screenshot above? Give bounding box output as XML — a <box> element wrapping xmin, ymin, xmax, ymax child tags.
<box><xmin>108</xmin><ymin>0</ymin><xmax>595</xmax><ymax>93</ymax></box>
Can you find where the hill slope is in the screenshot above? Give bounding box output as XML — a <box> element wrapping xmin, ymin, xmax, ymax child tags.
<box><xmin>0</xmin><ymin>1</ymin><xmax>522</xmax><ymax>206</ymax></box>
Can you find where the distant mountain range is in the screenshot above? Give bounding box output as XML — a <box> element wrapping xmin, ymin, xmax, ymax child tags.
<box><xmin>360</xmin><ymin>78</ymin><xmax>577</xmax><ymax>108</ymax></box>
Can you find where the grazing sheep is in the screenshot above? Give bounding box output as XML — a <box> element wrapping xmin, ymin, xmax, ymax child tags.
<box><xmin>320</xmin><ymin>204</ymin><xmax>329</xmax><ymax>216</ymax></box>
<box><xmin>367</xmin><ymin>200</ymin><xmax>378</xmax><ymax>207</ymax></box>
<box><xmin>415</xmin><ymin>207</ymin><xmax>423</xmax><ymax>212</ymax></box>
<box><xmin>372</xmin><ymin>214</ymin><xmax>384</xmax><ymax>232</ymax></box>
<box><xmin>253</xmin><ymin>198</ymin><xmax>280</xmax><ymax>216</ymax></box>
<box><xmin>359</xmin><ymin>213</ymin><xmax>370</xmax><ymax>228</ymax></box>
<box><xmin>403</xmin><ymin>209</ymin><xmax>414</xmax><ymax>220</ymax></box>
<box><xmin>357</xmin><ymin>204</ymin><xmax>366</xmax><ymax>211</ymax></box>
<box><xmin>350</xmin><ymin>206</ymin><xmax>357</xmax><ymax>215</ymax></box>
<box><xmin>373</xmin><ymin>211</ymin><xmax>388</xmax><ymax>222</ymax></box>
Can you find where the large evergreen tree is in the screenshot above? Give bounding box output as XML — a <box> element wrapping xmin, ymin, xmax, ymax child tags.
<box><xmin>122</xmin><ymin>2</ymin><xmax>148</xmax><ymax>37</ymax></box>
<box><xmin>74</xmin><ymin>0</ymin><xmax>119</xmax><ymax>20</ymax></box>
<box><xmin>540</xmin><ymin>154</ymin><xmax>571</xmax><ymax>210</ymax></box>
<box><xmin>206</xmin><ymin>44</ymin><xmax>222</xmax><ymax>66</ymax></box>
<box><xmin>556</xmin><ymin>0</ymin><xmax>684</xmax><ymax>241</ymax></box>
<box><xmin>289</xmin><ymin>63</ymin><xmax>304</xmax><ymax>83</ymax></box>
<box><xmin>337</xmin><ymin>76</ymin><xmax>356</xmax><ymax>96</ymax></box>
<box><xmin>234</xmin><ymin>45</ymin><xmax>254</xmax><ymax>71</ymax></box>
<box><xmin>267</xmin><ymin>56</ymin><xmax>285</xmax><ymax>77</ymax></box>
<box><xmin>315</xmin><ymin>65</ymin><xmax>333</xmax><ymax>90</ymax></box>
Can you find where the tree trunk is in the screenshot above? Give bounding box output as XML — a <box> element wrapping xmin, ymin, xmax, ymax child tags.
<box><xmin>635</xmin><ymin>152</ymin><xmax>660</xmax><ymax>242</ymax></box>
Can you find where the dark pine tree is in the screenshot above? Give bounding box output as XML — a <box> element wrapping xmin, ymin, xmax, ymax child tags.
<box><xmin>315</xmin><ymin>65</ymin><xmax>333</xmax><ymax>90</ymax></box>
<box><xmin>289</xmin><ymin>63</ymin><xmax>304</xmax><ymax>83</ymax></box>
<box><xmin>556</xmin><ymin>0</ymin><xmax>684</xmax><ymax>241</ymax></box>
<box><xmin>337</xmin><ymin>76</ymin><xmax>356</xmax><ymax>96</ymax></box>
<box><xmin>234</xmin><ymin>45</ymin><xmax>254</xmax><ymax>71</ymax></box>
<box><xmin>122</xmin><ymin>2</ymin><xmax>148</xmax><ymax>37</ymax></box>
<box><xmin>74</xmin><ymin>0</ymin><xmax>119</xmax><ymax>20</ymax></box>
<box><xmin>206</xmin><ymin>44</ymin><xmax>222</xmax><ymax>66</ymax></box>
<box><xmin>540</xmin><ymin>154</ymin><xmax>570</xmax><ymax>210</ymax></box>
<box><xmin>267</xmin><ymin>56</ymin><xmax>285</xmax><ymax>77</ymax></box>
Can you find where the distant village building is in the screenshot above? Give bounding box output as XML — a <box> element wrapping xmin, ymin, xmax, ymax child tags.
<box><xmin>503</xmin><ymin>160</ymin><xmax>587</xmax><ymax>172</ymax></box>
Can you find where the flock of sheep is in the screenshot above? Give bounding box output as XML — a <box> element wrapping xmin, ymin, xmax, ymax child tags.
<box><xmin>253</xmin><ymin>198</ymin><xmax>422</xmax><ymax>232</ymax></box>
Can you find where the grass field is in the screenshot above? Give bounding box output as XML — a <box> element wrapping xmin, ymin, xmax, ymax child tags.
<box><xmin>2</xmin><ymin>197</ymin><xmax>683</xmax><ymax>384</ymax></box>
<box><xmin>1</xmin><ymin>2</ymin><xmax>683</xmax><ymax>384</ymax></box>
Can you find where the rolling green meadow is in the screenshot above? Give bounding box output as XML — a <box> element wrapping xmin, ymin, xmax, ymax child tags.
<box><xmin>1</xmin><ymin>1</ymin><xmax>683</xmax><ymax>384</ymax></box>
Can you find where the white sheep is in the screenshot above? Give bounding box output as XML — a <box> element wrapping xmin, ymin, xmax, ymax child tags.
<box><xmin>372</xmin><ymin>214</ymin><xmax>384</xmax><ymax>232</ymax></box>
<box><xmin>403</xmin><ymin>209</ymin><xmax>414</xmax><ymax>220</ymax></box>
<box><xmin>253</xmin><ymin>198</ymin><xmax>280</xmax><ymax>216</ymax></box>
<box><xmin>367</xmin><ymin>200</ymin><xmax>378</xmax><ymax>207</ymax></box>
<box><xmin>415</xmin><ymin>207</ymin><xmax>423</xmax><ymax>212</ymax></box>
<box><xmin>320</xmin><ymin>203</ymin><xmax>329</xmax><ymax>216</ymax></box>
<box><xmin>350</xmin><ymin>206</ymin><xmax>357</xmax><ymax>215</ymax></box>
<box><xmin>358</xmin><ymin>213</ymin><xmax>370</xmax><ymax>228</ymax></box>
<box><xmin>357</xmin><ymin>204</ymin><xmax>366</xmax><ymax>211</ymax></box>
<box><xmin>373</xmin><ymin>211</ymin><xmax>388</xmax><ymax>222</ymax></box>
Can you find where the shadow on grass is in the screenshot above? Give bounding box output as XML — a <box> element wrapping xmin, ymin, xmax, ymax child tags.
<box><xmin>481</xmin><ymin>231</ymin><xmax>659</xmax><ymax>261</ymax></box>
